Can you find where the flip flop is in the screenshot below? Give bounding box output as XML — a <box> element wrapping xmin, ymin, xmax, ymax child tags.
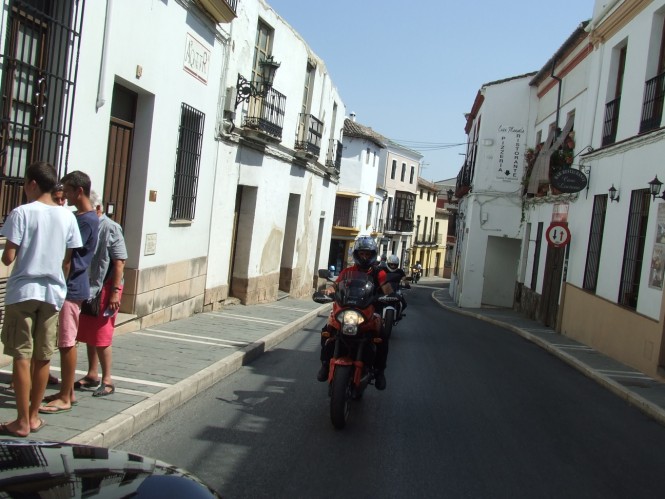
<box><xmin>92</xmin><ymin>383</ymin><xmax>115</xmax><ymax>397</ymax></box>
<box><xmin>74</xmin><ymin>376</ymin><xmax>100</xmax><ymax>391</ymax></box>
<box><xmin>31</xmin><ymin>418</ymin><xmax>46</xmax><ymax>433</ymax></box>
<box><xmin>38</xmin><ymin>403</ymin><xmax>72</xmax><ymax>414</ymax></box>
<box><xmin>43</xmin><ymin>393</ymin><xmax>78</xmax><ymax>406</ymax></box>
<box><xmin>0</xmin><ymin>423</ymin><xmax>28</xmax><ymax>438</ymax></box>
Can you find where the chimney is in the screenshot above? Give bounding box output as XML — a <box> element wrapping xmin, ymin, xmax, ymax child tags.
<box><xmin>350</xmin><ymin>112</ymin><xmax>356</xmax><ymax>122</ymax></box>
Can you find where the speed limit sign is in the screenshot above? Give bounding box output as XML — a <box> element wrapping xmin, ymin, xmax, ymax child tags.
<box><xmin>546</xmin><ymin>222</ymin><xmax>571</xmax><ymax>248</ymax></box>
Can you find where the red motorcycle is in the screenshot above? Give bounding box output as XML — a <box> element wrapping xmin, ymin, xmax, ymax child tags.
<box><xmin>313</xmin><ymin>269</ymin><xmax>389</xmax><ymax>429</ymax></box>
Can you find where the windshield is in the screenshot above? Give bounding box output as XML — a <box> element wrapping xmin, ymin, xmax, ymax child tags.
<box><xmin>335</xmin><ymin>271</ymin><xmax>376</xmax><ymax>309</ymax></box>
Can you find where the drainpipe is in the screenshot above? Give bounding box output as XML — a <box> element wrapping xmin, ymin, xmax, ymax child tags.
<box><xmin>551</xmin><ymin>58</ymin><xmax>562</xmax><ymax>132</ymax></box>
<box><xmin>96</xmin><ymin>0</ymin><xmax>113</xmax><ymax>110</ymax></box>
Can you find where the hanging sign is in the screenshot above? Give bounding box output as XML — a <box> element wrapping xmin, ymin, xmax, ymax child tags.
<box><xmin>551</xmin><ymin>168</ymin><xmax>588</xmax><ymax>193</ymax></box>
<box><xmin>546</xmin><ymin>222</ymin><xmax>571</xmax><ymax>248</ymax></box>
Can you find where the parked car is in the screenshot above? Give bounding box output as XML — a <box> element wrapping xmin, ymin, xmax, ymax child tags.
<box><xmin>0</xmin><ymin>439</ymin><xmax>221</xmax><ymax>498</ymax></box>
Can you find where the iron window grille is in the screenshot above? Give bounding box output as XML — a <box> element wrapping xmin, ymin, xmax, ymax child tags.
<box><xmin>640</xmin><ymin>71</ymin><xmax>665</xmax><ymax>134</ymax></box>
<box><xmin>601</xmin><ymin>97</ymin><xmax>620</xmax><ymax>146</ymax></box>
<box><xmin>583</xmin><ymin>194</ymin><xmax>608</xmax><ymax>291</ymax></box>
<box><xmin>333</xmin><ymin>196</ymin><xmax>357</xmax><ymax>227</ymax></box>
<box><xmin>618</xmin><ymin>189</ymin><xmax>650</xmax><ymax>308</ymax></box>
<box><xmin>388</xmin><ymin>191</ymin><xmax>415</xmax><ymax>232</ymax></box>
<box><xmin>171</xmin><ymin>103</ymin><xmax>205</xmax><ymax>221</ymax></box>
<box><xmin>0</xmin><ymin>0</ymin><xmax>84</xmax><ymax>224</ymax></box>
<box><xmin>295</xmin><ymin>113</ymin><xmax>323</xmax><ymax>156</ymax></box>
<box><xmin>325</xmin><ymin>138</ymin><xmax>342</xmax><ymax>171</ymax></box>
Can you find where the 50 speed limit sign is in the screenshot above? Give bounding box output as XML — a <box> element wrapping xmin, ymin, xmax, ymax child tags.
<box><xmin>546</xmin><ymin>222</ymin><xmax>571</xmax><ymax>248</ymax></box>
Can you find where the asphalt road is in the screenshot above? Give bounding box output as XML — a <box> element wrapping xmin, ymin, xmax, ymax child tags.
<box><xmin>119</xmin><ymin>283</ymin><xmax>665</xmax><ymax>498</ymax></box>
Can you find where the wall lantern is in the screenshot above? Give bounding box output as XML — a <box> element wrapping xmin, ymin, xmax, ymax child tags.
<box><xmin>608</xmin><ymin>184</ymin><xmax>620</xmax><ymax>203</ymax></box>
<box><xmin>648</xmin><ymin>175</ymin><xmax>665</xmax><ymax>200</ymax></box>
<box><xmin>234</xmin><ymin>55</ymin><xmax>281</xmax><ymax>109</ymax></box>
<box><xmin>446</xmin><ymin>189</ymin><xmax>454</xmax><ymax>202</ymax></box>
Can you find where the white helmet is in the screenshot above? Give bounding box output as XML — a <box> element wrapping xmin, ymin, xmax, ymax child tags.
<box><xmin>387</xmin><ymin>254</ymin><xmax>400</xmax><ymax>271</ymax></box>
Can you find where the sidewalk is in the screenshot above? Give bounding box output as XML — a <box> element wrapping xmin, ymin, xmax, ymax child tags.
<box><xmin>430</xmin><ymin>283</ymin><xmax>665</xmax><ymax>427</ymax></box>
<box><xmin>0</xmin><ymin>297</ymin><xmax>329</xmax><ymax>447</ymax></box>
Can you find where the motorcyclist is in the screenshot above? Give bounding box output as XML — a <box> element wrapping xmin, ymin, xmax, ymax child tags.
<box><xmin>385</xmin><ymin>254</ymin><xmax>408</xmax><ymax>318</ymax></box>
<box><xmin>412</xmin><ymin>261</ymin><xmax>423</xmax><ymax>281</ymax></box>
<box><xmin>317</xmin><ymin>237</ymin><xmax>391</xmax><ymax>390</ymax></box>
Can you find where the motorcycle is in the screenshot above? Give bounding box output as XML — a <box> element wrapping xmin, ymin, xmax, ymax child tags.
<box><xmin>411</xmin><ymin>267</ymin><xmax>421</xmax><ymax>284</ymax></box>
<box><xmin>379</xmin><ymin>278</ymin><xmax>410</xmax><ymax>340</ymax></box>
<box><xmin>313</xmin><ymin>269</ymin><xmax>390</xmax><ymax>429</ymax></box>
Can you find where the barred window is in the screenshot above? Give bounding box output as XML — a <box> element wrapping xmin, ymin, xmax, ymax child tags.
<box><xmin>618</xmin><ymin>189</ymin><xmax>650</xmax><ymax>308</ymax></box>
<box><xmin>0</xmin><ymin>0</ymin><xmax>83</xmax><ymax>223</ymax></box>
<box><xmin>171</xmin><ymin>103</ymin><xmax>205</xmax><ymax>221</ymax></box>
<box><xmin>583</xmin><ymin>195</ymin><xmax>608</xmax><ymax>291</ymax></box>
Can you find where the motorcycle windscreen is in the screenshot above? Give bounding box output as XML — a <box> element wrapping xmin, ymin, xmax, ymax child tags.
<box><xmin>336</xmin><ymin>271</ymin><xmax>376</xmax><ymax>309</ymax></box>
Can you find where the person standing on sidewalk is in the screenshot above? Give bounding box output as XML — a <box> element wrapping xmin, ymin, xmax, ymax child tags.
<box><xmin>0</xmin><ymin>162</ymin><xmax>81</xmax><ymax>437</ymax></box>
<box><xmin>76</xmin><ymin>190</ymin><xmax>127</xmax><ymax>397</ymax></box>
<box><xmin>40</xmin><ymin>171</ymin><xmax>99</xmax><ymax>414</ymax></box>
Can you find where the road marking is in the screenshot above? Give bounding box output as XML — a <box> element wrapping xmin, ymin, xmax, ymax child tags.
<box><xmin>135</xmin><ymin>332</ymin><xmax>236</xmax><ymax>347</ymax></box>
<box><xmin>203</xmin><ymin>312</ymin><xmax>287</xmax><ymax>326</ymax></box>
<box><xmin>143</xmin><ymin>328</ymin><xmax>248</xmax><ymax>346</ymax></box>
<box><xmin>259</xmin><ymin>304</ymin><xmax>314</xmax><ymax>313</ymax></box>
<box><xmin>0</xmin><ymin>368</ymin><xmax>175</xmax><ymax>389</ymax></box>
<box><xmin>551</xmin><ymin>344</ymin><xmax>593</xmax><ymax>350</ymax></box>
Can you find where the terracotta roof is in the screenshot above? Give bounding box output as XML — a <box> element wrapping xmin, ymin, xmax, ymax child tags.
<box><xmin>343</xmin><ymin>118</ymin><xmax>386</xmax><ymax>148</ymax></box>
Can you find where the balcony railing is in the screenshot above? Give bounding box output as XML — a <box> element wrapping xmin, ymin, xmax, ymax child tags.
<box><xmin>198</xmin><ymin>0</ymin><xmax>238</xmax><ymax>23</ymax></box>
<box><xmin>325</xmin><ymin>139</ymin><xmax>343</xmax><ymax>172</ymax></box>
<box><xmin>385</xmin><ymin>217</ymin><xmax>413</xmax><ymax>233</ymax></box>
<box><xmin>333</xmin><ymin>197</ymin><xmax>357</xmax><ymax>228</ymax></box>
<box><xmin>601</xmin><ymin>96</ymin><xmax>620</xmax><ymax>146</ymax></box>
<box><xmin>295</xmin><ymin>113</ymin><xmax>323</xmax><ymax>157</ymax></box>
<box><xmin>640</xmin><ymin>71</ymin><xmax>665</xmax><ymax>134</ymax></box>
<box><xmin>243</xmin><ymin>86</ymin><xmax>286</xmax><ymax>140</ymax></box>
<box><xmin>414</xmin><ymin>234</ymin><xmax>439</xmax><ymax>246</ymax></box>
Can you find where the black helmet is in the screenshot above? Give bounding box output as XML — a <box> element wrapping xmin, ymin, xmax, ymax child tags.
<box><xmin>352</xmin><ymin>237</ymin><xmax>378</xmax><ymax>269</ymax></box>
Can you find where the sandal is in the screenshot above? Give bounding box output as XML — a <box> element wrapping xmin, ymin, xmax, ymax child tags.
<box><xmin>43</xmin><ymin>393</ymin><xmax>78</xmax><ymax>405</ymax></box>
<box><xmin>92</xmin><ymin>383</ymin><xmax>115</xmax><ymax>397</ymax></box>
<box><xmin>74</xmin><ymin>376</ymin><xmax>100</xmax><ymax>391</ymax></box>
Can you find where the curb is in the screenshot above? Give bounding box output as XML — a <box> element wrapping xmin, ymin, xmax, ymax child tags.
<box><xmin>431</xmin><ymin>292</ymin><xmax>665</xmax><ymax>427</ymax></box>
<box><xmin>67</xmin><ymin>303</ymin><xmax>331</xmax><ymax>447</ymax></box>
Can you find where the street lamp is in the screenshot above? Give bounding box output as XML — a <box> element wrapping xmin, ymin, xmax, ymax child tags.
<box><xmin>234</xmin><ymin>55</ymin><xmax>281</xmax><ymax>109</ymax></box>
<box><xmin>648</xmin><ymin>175</ymin><xmax>665</xmax><ymax>201</ymax></box>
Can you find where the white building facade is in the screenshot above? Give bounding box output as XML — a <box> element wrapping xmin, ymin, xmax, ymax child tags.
<box><xmin>0</xmin><ymin>0</ymin><xmax>345</xmax><ymax>329</ymax></box>
<box><xmin>451</xmin><ymin>74</ymin><xmax>536</xmax><ymax>308</ymax></box>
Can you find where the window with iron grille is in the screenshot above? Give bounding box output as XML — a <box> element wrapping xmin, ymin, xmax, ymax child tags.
<box><xmin>0</xmin><ymin>0</ymin><xmax>84</xmax><ymax>224</ymax></box>
<box><xmin>618</xmin><ymin>189</ymin><xmax>650</xmax><ymax>308</ymax></box>
<box><xmin>333</xmin><ymin>196</ymin><xmax>357</xmax><ymax>227</ymax></box>
<box><xmin>583</xmin><ymin>195</ymin><xmax>608</xmax><ymax>291</ymax></box>
<box><xmin>171</xmin><ymin>103</ymin><xmax>205</xmax><ymax>221</ymax></box>
<box><xmin>530</xmin><ymin>222</ymin><xmax>543</xmax><ymax>290</ymax></box>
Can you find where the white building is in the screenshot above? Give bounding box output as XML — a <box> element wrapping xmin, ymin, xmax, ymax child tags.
<box><xmin>451</xmin><ymin>74</ymin><xmax>535</xmax><ymax>308</ymax></box>
<box><xmin>329</xmin><ymin>117</ymin><xmax>384</xmax><ymax>271</ymax></box>
<box><xmin>378</xmin><ymin>139</ymin><xmax>421</xmax><ymax>266</ymax></box>
<box><xmin>0</xmin><ymin>0</ymin><xmax>345</xmax><ymax>329</ymax></box>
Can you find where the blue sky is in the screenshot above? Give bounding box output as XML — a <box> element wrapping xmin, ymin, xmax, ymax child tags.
<box><xmin>266</xmin><ymin>0</ymin><xmax>595</xmax><ymax>182</ymax></box>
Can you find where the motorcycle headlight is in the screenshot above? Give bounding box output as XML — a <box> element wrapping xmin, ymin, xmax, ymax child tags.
<box><xmin>335</xmin><ymin>310</ymin><xmax>365</xmax><ymax>336</ymax></box>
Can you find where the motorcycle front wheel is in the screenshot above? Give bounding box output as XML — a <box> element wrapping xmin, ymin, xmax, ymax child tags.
<box><xmin>330</xmin><ymin>364</ymin><xmax>353</xmax><ymax>429</ymax></box>
<box><xmin>383</xmin><ymin>309</ymin><xmax>394</xmax><ymax>339</ymax></box>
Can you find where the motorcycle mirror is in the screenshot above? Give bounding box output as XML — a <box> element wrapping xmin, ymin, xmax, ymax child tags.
<box><xmin>318</xmin><ymin>268</ymin><xmax>333</xmax><ymax>279</ymax></box>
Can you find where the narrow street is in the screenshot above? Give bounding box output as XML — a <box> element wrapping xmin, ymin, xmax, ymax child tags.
<box><xmin>119</xmin><ymin>283</ymin><xmax>665</xmax><ymax>498</ymax></box>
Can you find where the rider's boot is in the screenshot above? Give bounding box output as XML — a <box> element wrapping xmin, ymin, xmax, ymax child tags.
<box><xmin>374</xmin><ymin>370</ymin><xmax>387</xmax><ymax>390</ymax></box>
<box><xmin>317</xmin><ymin>361</ymin><xmax>329</xmax><ymax>382</ymax></box>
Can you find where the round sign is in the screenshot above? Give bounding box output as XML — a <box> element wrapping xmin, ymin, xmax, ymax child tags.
<box><xmin>546</xmin><ymin>222</ymin><xmax>571</xmax><ymax>247</ymax></box>
<box><xmin>551</xmin><ymin>168</ymin><xmax>588</xmax><ymax>193</ymax></box>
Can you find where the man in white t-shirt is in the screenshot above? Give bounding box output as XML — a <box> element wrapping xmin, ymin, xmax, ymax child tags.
<box><xmin>0</xmin><ymin>162</ymin><xmax>81</xmax><ymax>437</ymax></box>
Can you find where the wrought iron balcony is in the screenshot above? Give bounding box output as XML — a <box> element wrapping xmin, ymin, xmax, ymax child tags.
<box><xmin>325</xmin><ymin>139</ymin><xmax>343</xmax><ymax>173</ymax></box>
<box><xmin>295</xmin><ymin>113</ymin><xmax>323</xmax><ymax>158</ymax></box>
<box><xmin>640</xmin><ymin>71</ymin><xmax>665</xmax><ymax>134</ymax></box>
<box><xmin>333</xmin><ymin>196</ymin><xmax>357</xmax><ymax>228</ymax></box>
<box><xmin>242</xmin><ymin>86</ymin><xmax>286</xmax><ymax>141</ymax></box>
<box><xmin>385</xmin><ymin>217</ymin><xmax>413</xmax><ymax>233</ymax></box>
<box><xmin>601</xmin><ymin>96</ymin><xmax>620</xmax><ymax>146</ymax></box>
